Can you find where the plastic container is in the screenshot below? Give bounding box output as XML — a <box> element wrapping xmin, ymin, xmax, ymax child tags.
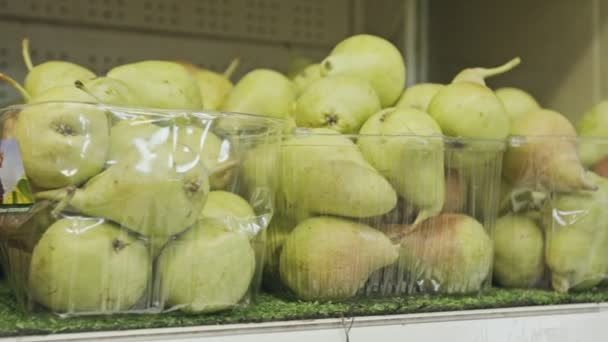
<box><xmin>262</xmin><ymin>128</ymin><xmax>505</xmax><ymax>301</ymax></box>
<box><xmin>0</xmin><ymin>101</ymin><xmax>283</xmax><ymax>316</ymax></box>
<box><xmin>494</xmin><ymin>136</ymin><xmax>608</xmax><ymax>293</ymax></box>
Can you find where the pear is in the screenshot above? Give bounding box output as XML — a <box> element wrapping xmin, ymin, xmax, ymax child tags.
<box><xmin>358</xmin><ymin>107</ymin><xmax>444</xmax><ymax>223</ymax></box>
<box><xmin>320</xmin><ymin>34</ymin><xmax>405</xmax><ymax>107</ymax></box>
<box><xmin>29</xmin><ymin>217</ymin><xmax>150</xmax><ymax>313</ymax></box>
<box><xmin>279</xmin><ymin>216</ymin><xmax>398</xmax><ymax>301</ymax></box>
<box><xmin>396</xmin><ymin>214</ymin><xmax>493</xmax><ymax>294</ymax></box>
<box><xmin>201</xmin><ymin>191</ymin><xmax>255</xmax><ymax>221</ymax></box>
<box><xmin>239</xmin><ymin>143</ymin><xmax>281</xmax><ymax>198</ymax></box>
<box><xmin>428</xmin><ymin>58</ymin><xmax>519</xmax><ymax>140</ymax></box>
<box><xmin>493</xmin><ymin>214</ymin><xmax>544</xmax><ymax>288</ymax></box>
<box><xmin>395</xmin><ymin>83</ymin><xmax>444</xmax><ymax>112</ymax></box>
<box><xmin>443</xmin><ymin>168</ymin><xmax>468</xmax><ymax>213</ymax></box>
<box><xmin>179</xmin><ymin>58</ymin><xmax>239</xmax><ymax>110</ymax></box>
<box><xmin>21</xmin><ymin>39</ymin><xmax>96</xmax><ymax>97</ymax></box>
<box><xmin>15</xmin><ymin>89</ymin><xmax>109</xmax><ymax>189</ymax></box>
<box><xmin>576</xmin><ymin>101</ymin><xmax>608</xmax><ymax>167</ymax></box>
<box><xmin>292</xmin><ymin>63</ymin><xmax>322</xmax><ymax>94</ymax></box>
<box><xmin>76</xmin><ymin>77</ymin><xmax>142</xmax><ymax>107</ymax></box>
<box><xmin>107</xmin><ymin>60</ymin><xmax>202</xmax><ymax>109</ymax></box>
<box><xmin>262</xmin><ymin>213</ymin><xmax>298</xmax><ymax>291</ymax></box>
<box><xmin>287</xmin><ymin>55</ymin><xmax>315</xmax><ymax>79</ymax></box>
<box><xmin>503</xmin><ymin>108</ymin><xmax>595</xmax><ymax>192</ymax></box>
<box><xmin>544</xmin><ymin>172</ymin><xmax>608</xmax><ymax>293</ymax></box>
<box><xmin>293</xmin><ymin>75</ymin><xmax>381</xmax><ymax>133</ymax></box>
<box><xmin>282</xmin><ymin>128</ymin><xmax>397</xmax><ymax>218</ymax></box>
<box><xmin>495</xmin><ymin>87</ymin><xmax>540</xmax><ymax>122</ymax></box>
<box><xmin>35</xmin><ymin>142</ymin><xmax>210</xmax><ymax>239</ymax></box>
<box><xmin>107</xmin><ymin>120</ymin><xmax>164</xmax><ymax>165</ymax></box>
<box><xmin>221</xmin><ymin>69</ymin><xmax>296</xmax><ymax>118</ymax></box>
<box><xmin>594</xmin><ymin>157</ymin><xmax>608</xmax><ymax>178</ymax></box>
<box><xmin>156</xmin><ymin>218</ymin><xmax>256</xmax><ymax>313</ymax></box>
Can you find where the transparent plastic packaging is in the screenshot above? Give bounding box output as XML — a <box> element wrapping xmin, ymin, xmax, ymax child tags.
<box><xmin>262</xmin><ymin>128</ymin><xmax>505</xmax><ymax>301</ymax></box>
<box><xmin>495</xmin><ymin>136</ymin><xmax>608</xmax><ymax>293</ymax></box>
<box><xmin>0</xmin><ymin>101</ymin><xmax>283</xmax><ymax>316</ymax></box>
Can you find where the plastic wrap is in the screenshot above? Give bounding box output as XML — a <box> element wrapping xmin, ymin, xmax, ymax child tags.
<box><xmin>0</xmin><ymin>101</ymin><xmax>283</xmax><ymax>316</ymax></box>
<box><xmin>262</xmin><ymin>128</ymin><xmax>505</xmax><ymax>301</ymax></box>
<box><xmin>494</xmin><ymin>136</ymin><xmax>608</xmax><ymax>293</ymax></box>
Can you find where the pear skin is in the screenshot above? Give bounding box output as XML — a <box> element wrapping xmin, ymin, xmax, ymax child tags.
<box><xmin>397</xmin><ymin>214</ymin><xmax>493</xmax><ymax>294</ymax></box>
<box><xmin>29</xmin><ymin>218</ymin><xmax>150</xmax><ymax>313</ymax></box>
<box><xmin>544</xmin><ymin>172</ymin><xmax>608</xmax><ymax>292</ymax></box>
<box><xmin>495</xmin><ymin>87</ymin><xmax>540</xmax><ymax>122</ymax></box>
<box><xmin>493</xmin><ymin>214</ymin><xmax>544</xmax><ymax>288</ymax></box>
<box><xmin>279</xmin><ymin>216</ymin><xmax>398</xmax><ymax>301</ymax></box>
<box><xmin>24</xmin><ymin>61</ymin><xmax>95</xmax><ymax>97</ymax></box>
<box><xmin>320</xmin><ymin>34</ymin><xmax>406</xmax><ymax>107</ymax></box>
<box><xmin>358</xmin><ymin>107</ymin><xmax>444</xmax><ymax>223</ymax></box>
<box><xmin>80</xmin><ymin>77</ymin><xmax>142</xmax><ymax>107</ymax></box>
<box><xmin>395</xmin><ymin>83</ymin><xmax>444</xmax><ymax>112</ymax></box>
<box><xmin>292</xmin><ymin>63</ymin><xmax>322</xmax><ymax>94</ymax></box>
<box><xmin>293</xmin><ymin>75</ymin><xmax>381</xmax><ymax>133</ymax></box>
<box><xmin>576</xmin><ymin>101</ymin><xmax>608</xmax><ymax>167</ymax></box>
<box><xmin>201</xmin><ymin>191</ymin><xmax>255</xmax><ymax>221</ymax></box>
<box><xmin>504</xmin><ymin>108</ymin><xmax>595</xmax><ymax>192</ymax></box>
<box><xmin>107</xmin><ymin>60</ymin><xmax>202</xmax><ymax>109</ymax></box>
<box><xmin>156</xmin><ymin>219</ymin><xmax>256</xmax><ymax>313</ymax></box>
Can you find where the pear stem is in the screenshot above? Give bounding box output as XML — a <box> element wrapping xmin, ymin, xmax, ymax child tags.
<box><xmin>0</xmin><ymin>72</ymin><xmax>31</xmax><ymax>102</ymax></box>
<box><xmin>74</xmin><ymin>80</ymin><xmax>103</xmax><ymax>103</ymax></box>
<box><xmin>21</xmin><ymin>38</ymin><xmax>34</xmax><ymax>71</ymax></box>
<box><xmin>453</xmin><ymin>57</ymin><xmax>521</xmax><ymax>84</ymax></box>
<box><xmin>223</xmin><ymin>57</ymin><xmax>241</xmax><ymax>79</ymax></box>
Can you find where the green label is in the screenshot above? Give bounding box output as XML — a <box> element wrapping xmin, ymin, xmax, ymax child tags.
<box><xmin>0</xmin><ymin>138</ymin><xmax>34</xmax><ymax>214</ymax></box>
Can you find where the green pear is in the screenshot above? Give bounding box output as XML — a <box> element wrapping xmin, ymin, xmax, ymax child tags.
<box><xmin>282</xmin><ymin>128</ymin><xmax>397</xmax><ymax>218</ymax></box>
<box><xmin>397</xmin><ymin>214</ymin><xmax>493</xmax><ymax>293</ymax></box>
<box><xmin>287</xmin><ymin>55</ymin><xmax>315</xmax><ymax>79</ymax></box>
<box><xmin>77</xmin><ymin>77</ymin><xmax>142</xmax><ymax>107</ymax></box>
<box><xmin>428</xmin><ymin>58</ymin><xmax>519</xmax><ymax>140</ymax></box>
<box><xmin>221</xmin><ymin>69</ymin><xmax>296</xmax><ymax>118</ymax></box>
<box><xmin>293</xmin><ymin>75</ymin><xmax>381</xmax><ymax>133</ymax></box>
<box><xmin>29</xmin><ymin>217</ymin><xmax>150</xmax><ymax>313</ymax></box>
<box><xmin>21</xmin><ymin>39</ymin><xmax>95</xmax><ymax>97</ymax></box>
<box><xmin>576</xmin><ymin>101</ymin><xmax>608</xmax><ymax>167</ymax></box>
<box><xmin>239</xmin><ymin>143</ymin><xmax>281</xmax><ymax>198</ymax></box>
<box><xmin>503</xmin><ymin>108</ymin><xmax>596</xmax><ymax>192</ymax></box>
<box><xmin>493</xmin><ymin>214</ymin><xmax>544</xmax><ymax>288</ymax></box>
<box><xmin>35</xmin><ymin>142</ymin><xmax>210</xmax><ymax>239</ymax></box>
<box><xmin>395</xmin><ymin>83</ymin><xmax>444</xmax><ymax>112</ymax></box>
<box><xmin>320</xmin><ymin>34</ymin><xmax>405</xmax><ymax>107</ymax></box>
<box><xmin>201</xmin><ymin>191</ymin><xmax>255</xmax><ymax>221</ymax></box>
<box><xmin>156</xmin><ymin>218</ymin><xmax>256</xmax><ymax>313</ymax></box>
<box><xmin>262</xmin><ymin>213</ymin><xmax>298</xmax><ymax>291</ymax></box>
<box><xmin>107</xmin><ymin>60</ymin><xmax>202</xmax><ymax>109</ymax></box>
<box><xmin>292</xmin><ymin>63</ymin><xmax>322</xmax><ymax>94</ymax></box>
<box><xmin>544</xmin><ymin>172</ymin><xmax>608</xmax><ymax>293</ymax></box>
<box><xmin>179</xmin><ymin>58</ymin><xmax>239</xmax><ymax>110</ymax></box>
<box><xmin>495</xmin><ymin>87</ymin><xmax>540</xmax><ymax>122</ymax></box>
<box><xmin>15</xmin><ymin>89</ymin><xmax>109</xmax><ymax>189</ymax></box>
<box><xmin>107</xmin><ymin>120</ymin><xmax>163</xmax><ymax>165</ymax></box>
<box><xmin>279</xmin><ymin>216</ymin><xmax>398</xmax><ymax>301</ymax></box>
<box><xmin>358</xmin><ymin>107</ymin><xmax>444</xmax><ymax>223</ymax></box>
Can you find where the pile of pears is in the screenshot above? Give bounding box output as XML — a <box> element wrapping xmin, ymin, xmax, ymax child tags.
<box><xmin>0</xmin><ymin>39</ymin><xmax>278</xmax><ymax>314</ymax></box>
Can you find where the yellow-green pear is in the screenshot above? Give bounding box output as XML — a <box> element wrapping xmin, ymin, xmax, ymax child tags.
<box><xmin>576</xmin><ymin>101</ymin><xmax>608</xmax><ymax>167</ymax></box>
<box><xmin>221</xmin><ymin>69</ymin><xmax>296</xmax><ymax>118</ymax></box>
<box><xmin>107</xmin><ymin>60</ymin><xmax>202</xmax><ymax>109</ymax></box>
<box><xmin>544</xmin><ymin>172</ymin><xmax>608</xmax><ymax>293</ymax></box>
<box><xmin>77</xmin><ymin>77</ymin><xmax>142</xmax><ymax>107</ymax></box>
<box><xmin>287</xmin><ymin>55</ymin><xmax>314</xmax><ymax>79</ymax></box>
<box><xmin>293</xmin><ymin>75</ymin><xmax>381</xmax><ymax>133</ymax></box>
<box><xmin>156</xmin><ymin>219</ymin><xmax>256</xmax><ymax>313</ymax></box>
<box><xmin>395</xmin><ymin>83</ymin><xmax>444</xmax><ymax>112</ymax></box>
<box><xmin>397</xmin><ymin>214</ymin><xmax>493</xmax><ymax>293</ymax></box>
<box><xmin>320</xmin><ymin>34</ymin><xmax>405</xmax><ymax>107</ymax></box>
<box><xmin>292</xmin><ymin>63</ymin><xmax>322</xmax><ymax>94</ymax></box>
<box><xmin>358</xmin><ymin>107</ymin><xmax>444</xmax><ymax>223</ymax></box>
<box><xmin>29</xmin><ymin>217</ymin><xmax>150</xmax><ymax>313</ymax></box>
<box><xmin>495</xmin><ymin>87</ymin><xmax>540</xmax><ymax>122</ymax></box>
<box><xmin>504</xmin><ymin>108</ymin><xmax>595</xmax><ymax>192</ymax></box>
<box><xmin>179</xmin><ymin>58</ymin><xmax>239</xmax><ymax>110</ymax></box>
<box><xmin>282</xmin><ymin>128</ymin><xmax>397</xmax><ymax>218</ymax></box>
<box><xmin>15</xmin><ymin>89</ymin><xmax>109</xmax><ymax>189</ymax></box>
<box><xmin>428</xmin><ymin>58</ymin><xmax>519</xmax><ymax>140</ymax></box>
<box><xmin>21</xmin><ymin>39</ymin><xmax>96</xmax><ymax>97</ymax></box>
<box><xmin>201</xmin><ymin>191</ymin><xmax>255</xmax><ymax>221</ymax></box>
<box><xmin>493</xmin><ymin>214</ymin><xmax>544</xmax><ymax>288</ymax></box>
<box><xmin>279</xmin><ymin>216</ymin><xmax>398</xmax><ymax>301</ymax></box>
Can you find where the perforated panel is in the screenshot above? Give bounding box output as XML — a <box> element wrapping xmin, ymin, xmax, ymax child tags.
<box><xmin>0</xmin><ymin>0</ymin><xmax>351</xmax><ymax>45</ymax></box>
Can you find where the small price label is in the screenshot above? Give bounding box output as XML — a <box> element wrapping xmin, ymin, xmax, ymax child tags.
<box><xmin>0</xmin><ymin>138</ymin><xmax>34</xmax><ymax>214</ymax></box>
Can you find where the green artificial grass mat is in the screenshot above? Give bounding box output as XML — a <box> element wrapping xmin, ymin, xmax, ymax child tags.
<box><xmin>2</xmin><ymin>282</ymin><xmax>608</xmax><ymax>337</ymax></box>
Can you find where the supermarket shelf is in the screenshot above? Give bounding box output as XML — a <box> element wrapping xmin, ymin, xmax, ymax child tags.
<box><xmin>5</xmin><ymin>303</ymin><xmax>608</xmax><ymax>342</ymax></box>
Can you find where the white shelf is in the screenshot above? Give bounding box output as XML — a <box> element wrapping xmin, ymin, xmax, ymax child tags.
<box><xmin>4</xmin><ymin>303</ymin><xmax>608</xmax><ymax>342</ymax></box>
